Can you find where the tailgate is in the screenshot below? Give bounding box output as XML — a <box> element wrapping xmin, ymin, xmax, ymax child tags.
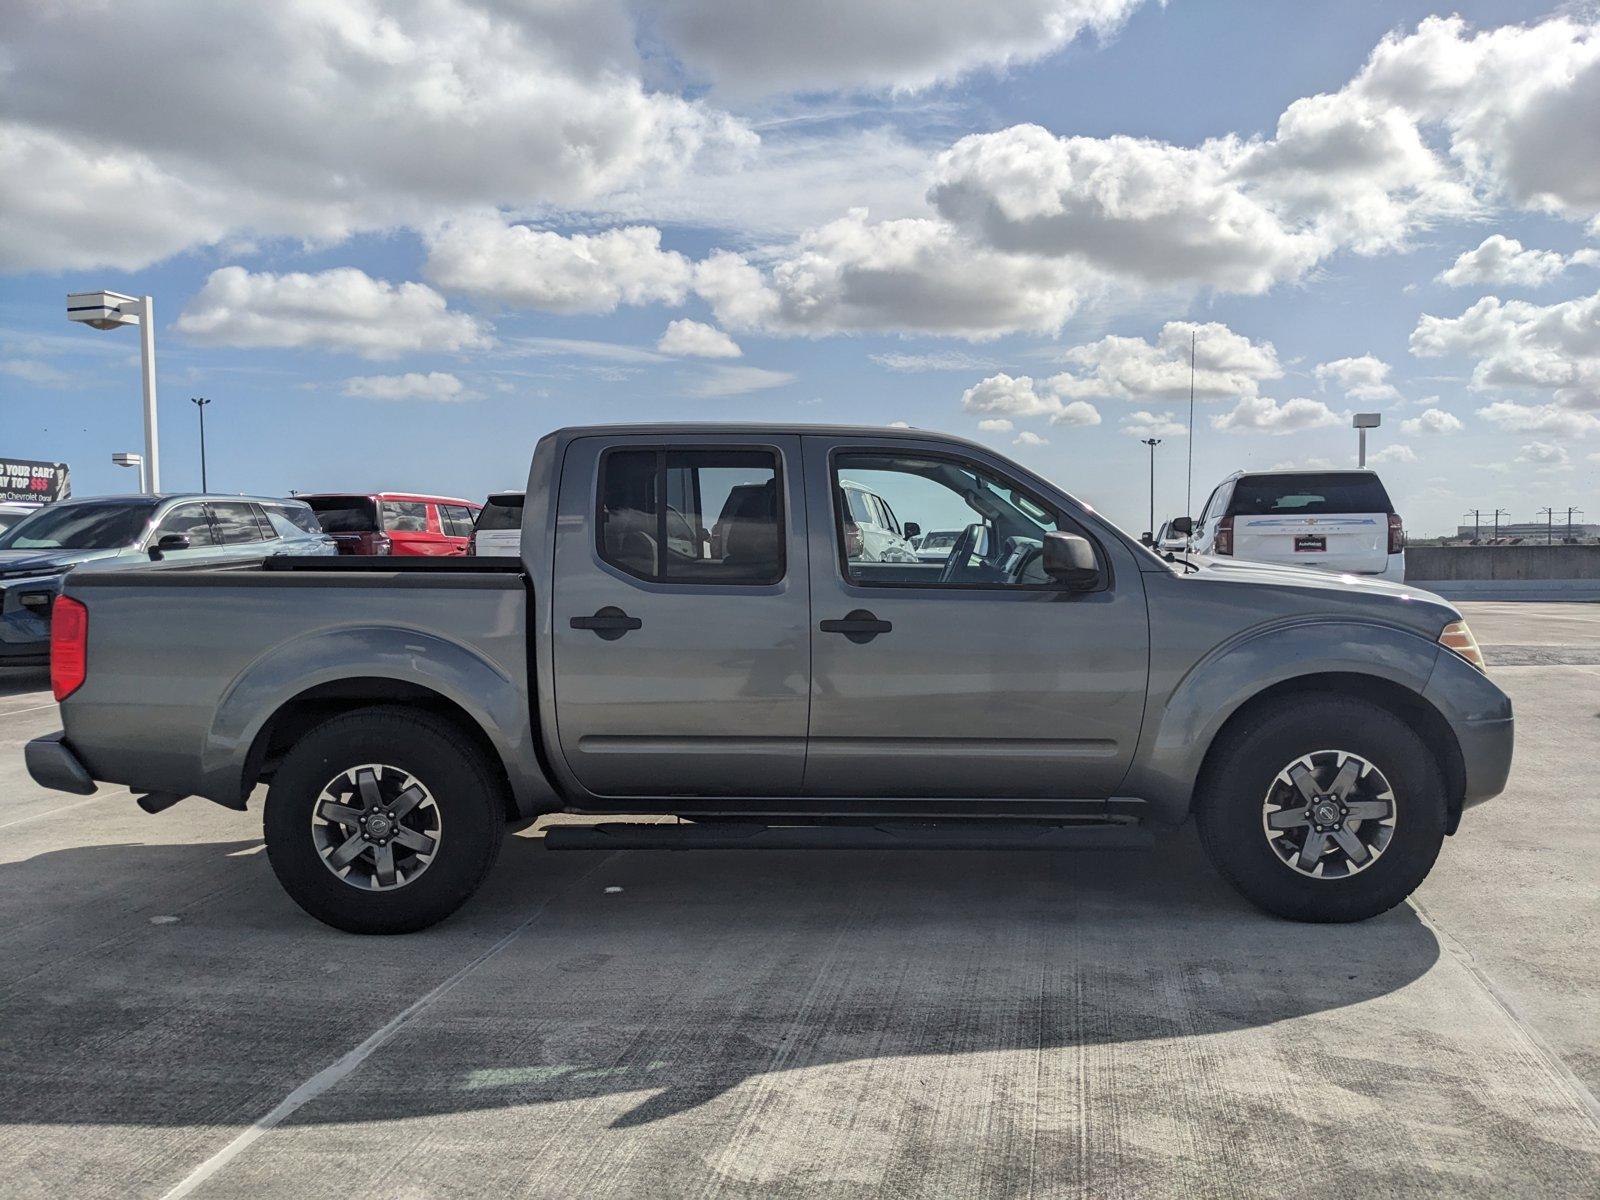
<box><xmin>1232</xmin><ymin>513</ymin><xmax>1387</xmax><ymax>572</ymax></box>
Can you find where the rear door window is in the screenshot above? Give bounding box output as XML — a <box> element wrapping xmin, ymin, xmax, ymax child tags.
<box><xmin>1227</xmin><ymin>474</ymin><xmax>1393</xmax><ymax>516</ymax></box>
<box><xmin>440</xmin><ymin>504</ymin><xmax>476</xmax><ymax>537</ymax></box>
<box><xmin>380</xmin><ymin>500</ymin><xmax>430</xmax><ymax>533</ymax></box>
<box><xmin>208</xmin><ymin>502</ymin><xmax>265</xmax><ymax>544</ymax></box>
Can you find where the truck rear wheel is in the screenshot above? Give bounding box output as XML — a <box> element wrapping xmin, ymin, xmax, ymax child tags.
<box><xmin>1195</xmin><ymin>696</ymin><xmax>1446</xmax><ymax>923</ymax></box>
<box><xmin>264</xmin><ymin>707</ymin><xmax>504</xmax><ymax>934</ymax></box>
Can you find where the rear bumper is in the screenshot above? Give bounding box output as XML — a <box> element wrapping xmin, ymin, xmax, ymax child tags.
<box><xmin>24</xmin><ymin>731</ymin><xmax>98</xmax><ymax>796</ymax></box>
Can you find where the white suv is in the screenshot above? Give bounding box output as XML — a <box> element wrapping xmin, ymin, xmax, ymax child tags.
<box><xmin>1187</xmin><ymin>469</ymin><xmax>1404</xmax><ymax>582</ymax></box>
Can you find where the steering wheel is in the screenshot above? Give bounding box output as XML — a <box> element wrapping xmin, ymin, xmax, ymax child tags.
<box><xmin>939</xmin><ymin>522</ymin><xmax>987</xmax><ymax>585</ymax></box>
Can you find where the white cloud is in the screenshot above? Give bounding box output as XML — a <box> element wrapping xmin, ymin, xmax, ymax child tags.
<box><xmin>174</xmin><ymin>267</ymin><xmax>491</xmax><ymax>359</ymax></box>
<box><xmin>1437</xmin><ymin>235</ymin><xmax>1574</xmax><ymax>288</ymax></box>
<box><xmin>649</xmin><ymin>0</ymin><xmax>1150</xmax><ymax>97</ymax></box>
<box><xmin>425</xmin><ymin>216</ymin><xmax>691</xmax><ymax>313</ymax></box>
<box><xmin>958</xmin><ymin>373</ymin><xmax>1100</xmax><ymax>425</ymax></box>
<box><xmin>1119</xmin><ymin>410</ymin><xmax>1188</xmax><ymax>438</ymax></box>
<box><xmin>0</xmin><ymin>358</ymin><xmax>70</xmax><ymax>385</ymax></box>
<box><xmin>1410</xmin><ymin>290</ymin><xmax>1600</xmax><ymax>411</ymax></box>
<box><xmin>694</xmin><ymin>210</ymin><xmax>1084</xmax><ymax>339</ymax></box>
<box><xmin>887</xmin><ymin>420</ymin><xmax>912</xmax><ymax>428</ymax></box>
<box><xmin>656</xmin><ymin>319</ymin><xmax>741</xmax><ymax>359</ymax></box>
<box><xmin>1013</xmin><ymin>430</ymin><xmax>1049</xmax><ymax>446</ymax></box>
<box><xmin>1515</xmin><ymin>441</ymin><xmax>1572</xmax><ymax>470</ymax></box>
<box><xmin>1270</xmin><ymin>457</ymin><xmax>1340</xmax><ymax>471</ymax></box>
<box><xmin>0</xmin><ymin>1</ymin><xmax>751</xmax><ymax>272</ymax></box>
<box><xmin>871</xmin><ymin>351</ymin><xmax>996</xmax><ymax>372</ymax></box>
<box><xmin>1047</xmin><ymin>321</ymin><xmax>1282</xmax><ymax>402</ymax></box>
<box><xmin>1315</xmin><ymin>354</ymin><xmax>1399</xmax><ymax>402</ymax></box>
<box><xmin>683</xmin><ymin>365</ymin><xmax>795</xmax><ymax>397</ymax></box>
<box><xmin>1477</xmin><ymin>400</ymin><xmax>1600</xmax><ymax>438</ymax></box>
<box><xmin>1211</xmin><ymin>396</ymin><xmax>1342</xmax><ymax>434</ymax></box>
<box><xmin>341</xmin><ymin>372</ymin><xmax>468</xmax><ymax>402</ymax></box>
<box><xmin>1400</xmin><ymin>407</ymin><xmax>1464</xmax><ymax>435</ymax></box>
<box><xmin>1368</xmin><ymin>443</ymin><xmax>1417</xmax><ymax>464</ymax></box>
<box><xmin>977</xmin><ymin>418</ymin><xmax>1014</xmax><ymax>432</ymax></box>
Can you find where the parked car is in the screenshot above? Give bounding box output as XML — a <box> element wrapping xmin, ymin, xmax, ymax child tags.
<box><xmin>1153</xmin><ymin>519</ymin><xmax>1189</xmax><ymax>554</ymax></box>
<box><xmin>0</xmin><ymin>501</ymin><xmax>42</xmax><ymax>535</ymax></box>
<box><xmin>1188</xmin><ymin>469</ymin><xmax>1404</xmax><ymax>581</ymax></box>
<box><xmin>28</xmin><ymin>425</ymin><xmax>1509</xmax><ymax>935</ymax></box>
<box><xmin>300</xmin><ymin>492</ymin><xmax>481</xmax><ymax>556</ymax></box>
<box><xmin>911</xmin><ymin>528</ymin><xmax>963</xmax><ymax>562</ymax></box>
<box><xmin>0</xmin><ymin>493</ymin><xmax>332</xmax><ymax>665</ymax></box>
<box><xmin>839</xmin><ymin>478</ymin><xmax>919</xmax><ymax>563</ymax></box>
<box><xmin>468</xmin><ymin>492</ymin><xmax>524</xmax><ymax>556</ymax></box>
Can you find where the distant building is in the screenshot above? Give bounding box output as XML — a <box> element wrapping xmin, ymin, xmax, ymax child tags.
<box><xmin>1453</xmin><ymin>522</ymin><xmax>1600</xmax><ymax>542</ymax></box>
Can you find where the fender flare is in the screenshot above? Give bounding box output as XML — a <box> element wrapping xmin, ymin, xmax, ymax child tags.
<box><xmin>1123</xmin><ymin>618</ymin><xmax>1445</xmax><ymax>824</ymax></box>
<box><xmin>198</xmin><ymin>624</ymin><xmax>559</xmax><ymax>817</ymax></box>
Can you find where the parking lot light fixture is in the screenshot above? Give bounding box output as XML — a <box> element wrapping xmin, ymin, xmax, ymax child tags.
<box><xmin>67</xmin><ymin>290</ymin><xmax>161</xmax><ymax>494</ymax></box>
<box><xmin>1352</xmin><ymin>413</ymin><xmax>1381</xmax><ymax>467</ymax></box>
<box><xmin>111</xmin><ymin>451</ymin><xmax>146</xmax><ymax>494</ymax></box>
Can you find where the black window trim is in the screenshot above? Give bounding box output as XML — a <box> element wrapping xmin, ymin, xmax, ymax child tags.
<box><xmin>594</xmin><ymin>442</ymin><xmax>788</xmax><ymax>588</ymax></box>
<box><xmin>825</xmin><ymin>445</ymin><xmax>1111</xmax><ymax>595</ymax></box>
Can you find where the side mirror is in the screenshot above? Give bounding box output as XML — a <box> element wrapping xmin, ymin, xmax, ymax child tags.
<box><xmin>149</xmin><ymin>532</ymin><xmax>190</xmax><ymax>561</ymax></box>
<box><xmin>903</xmin><ymin>521</ymin><xmax>921</xmax><ymax>541</ymax></box>
<box><xmin>1168</xmin><ymin>516</ymin><xmax>1194</xmax><ymax>537</ymax></box>
<box><xmin>1042</xmin><ymin>532</ymin><xmax>1100</xmax><ymax>591</ymax></box>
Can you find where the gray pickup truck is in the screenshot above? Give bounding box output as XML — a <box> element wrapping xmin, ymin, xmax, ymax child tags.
<box><xmin>26</xmin><ymin>424</ymin><xmax>1513</xmax><ymax>934</ymax></box>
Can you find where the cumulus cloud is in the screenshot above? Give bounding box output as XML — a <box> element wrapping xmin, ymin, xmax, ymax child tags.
<box><xmin>425</xmin><ymin>217</ymin><xmax>691</xmax><ymax>313</ymax></box>
<box><xmin>977</xmin><ymin>418</ymin><xmax>1014</xmax><ymax>432</ymax></box>
<box><xmin>959</xmin><ymin>373</ymin><xmax>1100</xmax><ymax>425</ymax></box>
<box><xmin>1314</xmin><ymin>354</ymin><xmax>1399</xmax><ymax>402</ymax></box>
<box><xmin>1368</xmin><ymin>443</ymin><xmax>1417</xmax><ymax>464</ymax></box>
<box><xmin>1119</xmin><ymin>411</ymin><xmax>1188</xmax><ymax>438</ymax></box>
<box><xmin>341</xmin><ymin>372</ymin><xmax>468</xmax><ymax>402</ymax></box>
<box><xmin>694</xmin><ymin>210</ymin><xmax>1084</xmax><ymax>339</ymax></box>
<box><xmin>683</xmin><ymin>365</ymin><xmax>795</xmax><ymax>397</ymax></box>
<box><xmin>1410</xmin><ymin>289</ymin><xmax>1600</xmax><ymax>411</ymax></box>
<box><xmin>656</xmin><ymin>319</ymin><xmax>742</xmax><ymax>358</ymax></box>
<box><xmin>1515</xmin><ymin>441</ymin><xmax>1571</xmax><ymax>470</ymax></box>
<box><xmin>174</xmin><ymin>267</ymin><xmax>491</xmax><ymax>359</ymax></box>
<box><xmin>1013</xmin><ymin>430</ymin><xmax>1050</xmax><ymax>446</ymax></box>
<box><xmin>1211</xmin><ymin>396</ymin><xmax>1342</xmax><ymax>434</ymax></box>
<box><xmin>1476</xmin><ymin>400</ymin><xmax>1600</xmax><ymax>438</ymax></box>
<box><xmin>1047</xmin><ymin>321</ymin><xmax>1281</xmax><ymax>402</ymax></box>
<box><xmin>1436</xmin><ymin>234</ymin><xmax>1593</xmax><ymax>288</ymax></box>
<box><xmin>648</xmin><ymin>0</ymin><xmax>1149</xmax><ymax>97</ymax></box>
<box><xmin>1401</xmin><ymin>407</ymin><xmax>1464</xmax><ymax>435</ymax></box>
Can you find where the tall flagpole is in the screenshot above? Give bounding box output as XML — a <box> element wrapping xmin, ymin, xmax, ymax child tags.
<box><xmin>1186</xmin><ymin>329</ymin><xmax>1196</xmax><ymax>520</ymax></box>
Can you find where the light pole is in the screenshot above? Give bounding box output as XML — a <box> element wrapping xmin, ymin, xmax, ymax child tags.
<box><xmin>112</xmin><ymin>452</ymin><xmax>146</xmax><ymax>494</ymax></box>
<box><xmin>68</xmin><ymin>291</ymin><xmax>161</xmax><ymax>493</ymax></box>
<box><xmin>1566</xmin><ymin>507</ymin><xmax>1584</xmax><ymax>542</ymax></box>
<box><xmin>1353</xmin><ymin>412</ymin><xmax>1381</xmax><ymax>467</ymax></box>
<box><xmin>1141</xmin><ymin>437</ymin><xmax>1162</xmax><ymax>542</ymax></box>
<box><xmin>1462</xmin><ymin>509</ymin><xmax>1482</xmax><ymax>542</ymax></box>
<box><xmin>191</xmin><ymin>397</ymin><xmax>212</xmax><ymax>492</ymax></box>
<box><xmin>1493</xmin><ymin>508</ymin><xmax>1510</xmax><ymax>542</ymax></box>
<box><xmin>1538</xmin><ymin>506</ymin><xmax>1554</xmax><ymax>545</ymax></box>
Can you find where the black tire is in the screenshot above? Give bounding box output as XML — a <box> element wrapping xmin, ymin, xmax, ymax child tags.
<box><xmin>1196</xmin><ymin>696</ymin><xmax>1446</xmax><ymax>923</ymax></box>
<box><xmin>264</xmin><ymin>706</ymin><xmax>505</xmax><ymax>934</ymax></box>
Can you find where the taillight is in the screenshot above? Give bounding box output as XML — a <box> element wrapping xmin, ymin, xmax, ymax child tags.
<box><xmin>1215</xmin><ymin>515</ymin><xmax>1234</xmax><ymax>556</ymax></box>
<box><xmin>466</xmin><ymin>531</ymin><xmax>477</xmax><ymax>556</ymax></box>
<box><xmin>374</xmin><ymin>533</ymin><xmax>392</xmax><ymax>555</ymax></box>
<box><xmin>1388</xmin><ymin>513</ymin><xmax>1405</xmax><ymax>555</ymax></box>
<box><xmin>51</xmin><ymin>596</ymin><xmax>87</xmax><ymax>701</ymax></box>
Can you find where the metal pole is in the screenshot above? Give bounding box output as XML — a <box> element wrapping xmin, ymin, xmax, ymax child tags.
<box><xmin>1358</xmin><ymin>427</ymin><xmax>1367</xmax><ymax>468</ymax></box>
<box><xmin>1141</xmin><ymin>438</ymin><xmax>1161</xmax><ymax>539</ymax></box>
<box><xmin>1493</xmin><ymin>509</ymin><xmax>1507</xmax><ymax>541</ymax></box>
<box><xmin>192</xmin><ymin>397</ymin><xmax>211</xmax><ymax>492</ymax></box>
<box><xmin>1185</xmin><ymin>331</ymin><xmax>1195</xmax><ymax>520</ymax></box>
<box><xmin>138</xmin><ymin>295</ymin><xmax>161</xmax><ymax>493</ymax></box>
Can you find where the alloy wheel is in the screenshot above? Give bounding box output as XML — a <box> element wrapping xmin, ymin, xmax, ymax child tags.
<box><xmin>310</xmin><ymin>764</ymin><xmax>442</xmax><ymax>891</ymax></box>
<box><xmin>1261</xmin><ymin>750</ymin><xmax>1396</xmax><ymax>879</ymax></box>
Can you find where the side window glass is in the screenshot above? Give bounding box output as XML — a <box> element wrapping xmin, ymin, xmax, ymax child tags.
<box><xmin>209</xmin><ymin>502</ymin><xmax>265</xmax><ymax>544</ymax></box>
<box><xmin>380</xmin><ymin>500</ymin><xmax>429</xmax><ymax>533</ymax></box>
<box><xmin>598</xmin><ymin>448</ymin><xmax>783</xmax><ymax>585</ymax></box>
<box><xmin>444</xmin><ymin>505</ymin><xmax>476</xmax><ymax>537</ymax></box>
<box><xmin>153</xmin><ymin>504</ymin><xmax>218</xmax><ymax>546</ymax></box>
<box><xmin>832</xmin><ymin>451</ymin><xmax>1082</xmax><ymax>588</ymax></box>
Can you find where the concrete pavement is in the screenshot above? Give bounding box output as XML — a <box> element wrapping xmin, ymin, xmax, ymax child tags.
<box><xmin>1</xmin><ymin>602</ymin><xmax>1597</xmax><ymax>1197</ymax></box>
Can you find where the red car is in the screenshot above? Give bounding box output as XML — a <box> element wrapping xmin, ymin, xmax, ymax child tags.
<box><xmin>300</xmin><ymin>492</ymin><xmax>481</xmax><ymax>556</ymax></box>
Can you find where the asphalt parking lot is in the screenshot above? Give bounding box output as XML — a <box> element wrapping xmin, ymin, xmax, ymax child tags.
<box><xmin>1</xmin><ymin>600</ymin><xmax>1597</xmax><ymax>1198</ymax></box>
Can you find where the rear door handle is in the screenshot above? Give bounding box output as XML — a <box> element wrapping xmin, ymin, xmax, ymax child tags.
<box><xmin>819</xmin><ymin>609</ymin><xmax>892</xmax><ymax>643</ymax></box>
<box><xmin>570</xmin><ymin>606</ymin><xmax>642</xmax><ymax>640</ymax></box>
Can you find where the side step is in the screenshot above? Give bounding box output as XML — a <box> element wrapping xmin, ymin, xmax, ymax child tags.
<box><xmin>543</xmin><ymin>821</ymin><xmax>1153</xmax><ymax>852</ymax></box>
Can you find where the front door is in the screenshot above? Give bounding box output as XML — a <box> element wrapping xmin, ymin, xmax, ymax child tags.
<box><xmin>550</xmin><ymin>434</ymin><xmax>810</xmax><ymax>798</ymax></box>
<box><xmin>803</xmin><ymin>435</ymin><xmax>1150</xmax><ymax>802</ymax></box>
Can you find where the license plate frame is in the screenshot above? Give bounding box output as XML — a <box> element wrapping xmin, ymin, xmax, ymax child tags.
<box><xmin>1294</xmin><ymin>535</ymin><xmax>1326</xmax><ymax>553</ymax></box>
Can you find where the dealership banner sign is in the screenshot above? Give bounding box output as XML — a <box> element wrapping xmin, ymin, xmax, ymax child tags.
<box><xmin>1</xmin><ymin>459</ymin><xmax>71</xmax><ymax>503</ymax></box>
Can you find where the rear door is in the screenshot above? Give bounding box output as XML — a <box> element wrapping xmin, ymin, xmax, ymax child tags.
<box><xmin>379</xmin><ymin>498</ymin><xmax>436</xmax><ymax>555</ymax></box>
<box><xmin>1227</xmin><ymin>473</ymin><xmax>1391</xmax><ymax>572</ymax></box>
<box><xmin>438</xmin><ymin>504</ymin><xmax>477</xmax><ymax>555</ymax></box>
<box><xmin>549</xmin><ymin>434</ymin><xmax>810</xmax><ymax>798</ymax></box>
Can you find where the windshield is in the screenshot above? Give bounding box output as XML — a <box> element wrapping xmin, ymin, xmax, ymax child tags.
<box><xmin>0</xmin><ymin>500</ymin><xmax>156</xmax><ymax>550</ymax></box>
<box><xmin>304</xmin><ymin>495</ymin><xmax>378</xmax><ymax>533</ymax></box>
<box><xmin>1228</xmin><ymin>473</ymin><xmax>1393</xmax><ymax>516</ymax></box>
<box><xmin>475</xmin><ymin>495</ymin><xmax>524</xmax><ymax>531</ymax></box>
<box><xmin>0</xmin><ymin>511</ymin><xmax>31</xmax><ymax>534</ymax></box>
<box><xmin>920</xmin><ymin>531</ymin><xmax>958</xmax><ymax>549</ymax></box>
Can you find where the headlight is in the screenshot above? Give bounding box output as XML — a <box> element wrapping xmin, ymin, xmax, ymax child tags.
<box><xmin>1439</xmin><ymin>620</ymin><xmax>1485</xmax><ymax>672</ymax></box>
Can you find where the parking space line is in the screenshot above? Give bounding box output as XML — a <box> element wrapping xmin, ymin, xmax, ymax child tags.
<box><xmin>0</xmin><ymin>794</ymin><xmax>108</xmax><ymax>830</ymax></box>
<box><xmin>0</xmin><ymin>701</ymin><xmax>56</xmax><ymax>717</ymax></box>
<box><xmin>161</xmin><ymin>853</ymin><xmax>613</xmax><ymax>1200</ymax></box>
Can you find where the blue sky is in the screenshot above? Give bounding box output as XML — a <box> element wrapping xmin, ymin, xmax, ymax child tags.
<box><xmin>2</xmin><ymin>1</ymin><xmax>1597</xmax><ymax>535</ymax></box>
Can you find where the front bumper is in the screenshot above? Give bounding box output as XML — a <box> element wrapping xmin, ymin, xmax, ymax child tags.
<box><xmin>0</xmin><ymin>574</ymin><xmax>64</xmax><ymax>662</ymax></box>
<box><xmin>24</xmin><ymin>731</ymin><xmax>97</xmax><ymax>796</ymax></box>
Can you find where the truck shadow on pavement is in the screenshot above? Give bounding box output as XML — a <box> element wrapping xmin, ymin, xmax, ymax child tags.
<box><xmin>0</xmin><ymin>826</ymin><xmax>1441</xmax><ymax>1133</ymax></box>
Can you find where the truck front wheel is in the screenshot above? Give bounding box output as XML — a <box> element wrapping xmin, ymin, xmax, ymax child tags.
<box><xmin>264</xmin><ymin>707</ymin><xmax>505</xmax><ymax>934</ymax></box>
<box><xmin>1195</xmin><ymin>696</ymin><xmax>1447</xmax><ymax>923</ymax></box>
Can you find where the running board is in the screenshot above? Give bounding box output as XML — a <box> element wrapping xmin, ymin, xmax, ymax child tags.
<box><xmin>542</xmin><ymin>821</ymin><xmax>1153</xmax><ymax>852</ymax></box>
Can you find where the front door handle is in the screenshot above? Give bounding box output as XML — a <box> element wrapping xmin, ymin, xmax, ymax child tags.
<box><xmin>570</xmin><ymin>606</ymin><xmax>642</xmax><ymax>640</ymax></box>
<box><xmin>819</xmin><ymin>609</ymin><xmax>892</xmax><ymax>643</ymax></box>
